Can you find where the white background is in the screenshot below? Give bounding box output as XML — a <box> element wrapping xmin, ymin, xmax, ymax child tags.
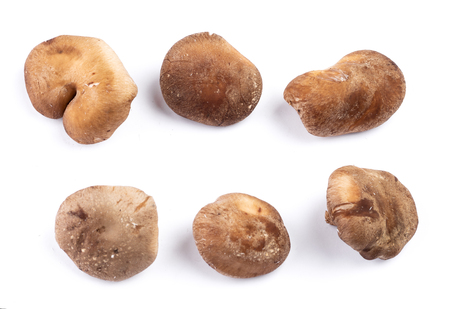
<box><xmin>1</xmin><ymin>1</ymin><xmax>448</xmax><ymax>308</ymax></box>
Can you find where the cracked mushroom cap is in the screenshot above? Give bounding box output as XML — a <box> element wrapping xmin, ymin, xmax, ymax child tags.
<box><xmin>55</xmin><ymin>186</ymin><xmax>158</xmax><ymax>281</ymax></box>
<box><xmin>24</xmin><ymin>35</ymin><xmax>138</xmax><ymax>144</ymax></box>
<box><xmin>325</xmin><ymin>166</ymin><xmax>418</xmax><ymax>260</ymax></box>
<box><xmin>284</xmin><ymin>50</ymin><xmax>406</xmax><ymax>136</ymax></box>
<box><xmin>192</xmin><ymin>193</ymin><xmax>290</xmax><ymax>278</ymax></box>
<box><xmin>160</xmin><ymin>32</ymin><xmax>262</xmax><ymax>126</ymax></box>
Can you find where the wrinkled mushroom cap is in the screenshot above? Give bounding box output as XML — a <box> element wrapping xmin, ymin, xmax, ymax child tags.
<box><xmin>160</xmin><ymin>32</ymin><xmax>262</xmax><ymax>126</ymax></box>
<box><xmin>193</xmin><ymin>193</ymin><xmax>290</xmax><ymax>278</ymax></box>
<box><xmin>325</xmin><ymin>166</ymin><xmax>418</xmax><ymax>260</ymax></box>
<box><xmin>24</xmin><ymin>35</ymin><xmax>138</xmax><ymax>144</ymax></box>
<box><xmin>55</xmin><ymin>186</ymin><xmax>158</xmax><ymax>281</ymax></box>
<box><xmin>284</xmin><ymin>50</ymin><xmax>406</xmax><ymax>137</ymax></box>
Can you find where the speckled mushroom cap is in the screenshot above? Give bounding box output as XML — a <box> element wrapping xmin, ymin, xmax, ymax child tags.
<box><xmin>325</xmin><ymin>166</ymin><xmax>418</xmax><ymax>260</ymax></box>
<box><xmin>24</xmin><ymin>35</ymin><xmax>138</xmax><ymax>144</ymax></box>
<box><xmin>160</xmin><ymin>32</ymin><xmax>263</xmax><ymax>126</ymax></box>
<box><xmin>55</xmin><ymin>186</ymin><xmax>158</xmax><ymax>281</ymax></box>
<box><xmin>192</xmin><ymin>193</ymin><xmax>290</xmax><ymax>278</ymax></box>
<box><xmin>284</xmin><ymin>50</ymin><xmax>406</xmax><ymax>137</ymax></box>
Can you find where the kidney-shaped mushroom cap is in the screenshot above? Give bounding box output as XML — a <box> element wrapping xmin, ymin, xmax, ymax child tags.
<box><xmin>284</xmin><ymin>50</ymin><xmax>406</xmax><ymax>137</ymax></box>
<box><xmin>192</xmin><ymin>193</ymin><xmax>290</xmax><ymax>278</ymax></box>
<box><xmin>24</xmin><ymin>35</ymin><xmax>138</xmax><ymax>144</ymax></box>
<box><xmin>160</xmin><ymin>32</ymin><xmax>263</xmax><ymax>126</ymax></box>
<box><xmin>325</xmin><ymin>166</ymin><xmax>418</xmax><ymax>260</ymax></box>
<box><xmin>55</xmin><ymin>186</ymin><xmax>158</xmax><ymax>281</ymax></box>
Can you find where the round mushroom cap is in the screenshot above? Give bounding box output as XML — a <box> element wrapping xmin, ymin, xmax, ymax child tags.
<box><xmin>325</xmin><ymin>166</ymin><xmax>418</xmax><ymax>260</ymax></box>
<box><xmin>24</xmin><ymin>35</ymin><xmax>138</xmax><ymax>144</ymax></box>
<box><xmin>192</xmin><ymin>193</ymin><xmax>290</xmax><ymax>278</ymax></box>
<box><xmin>55</xmin><ymin>186</ymin><xmax>158</xmax><ymax>281</ymax></box>
<box><xmin>284</xmin><ymin>50</ymin><xmax>406</xmax><ymax>136</ymax></box>
<box><xmin>160</xmin><ymin>32</ymin><xmax>263</xmax><ymax>126</ymax></box>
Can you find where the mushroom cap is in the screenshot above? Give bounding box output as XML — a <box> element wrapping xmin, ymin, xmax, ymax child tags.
<box><xmin>325</xmin><ymin>166</ymin><xmax>418</xmax><ymax>260</ymax></box>
<box><xmin>192</xmin><ymin>193</ymin><xmax>290</xmax><ymax>278</ymax></box>
<box><xmin>55</xmin><ymin>186</ymin><xmax>158</xmax><ymax>281</ymax></box>
<box><xmin>284</xmin><ymin>50</ymin><xmax>406</xmax><ymax>137</ymax></box>
<box><xmin>160</xmin><ymin>32</ymin><xmax>262</xmax><ymax>126</ymax></box>
<box><xmin>24</xmin><ymin>35</ymin><xmax>138</xmax><ymax>144</ymax></box>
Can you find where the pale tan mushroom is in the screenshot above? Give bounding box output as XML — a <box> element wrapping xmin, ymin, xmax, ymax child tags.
<box><xmin>193</xmin><ymin>193</ymin><xmax>290</xmax><ymax>278</ymax></box>
<box><xmin>160</xmin><ymin>32</ymin><xmax>262</xmax><ymax>126</ymax></box>
<box><xmin>24</xmin><ymin>35</ymin><xmax>138</xmax><ymax>144</ymax></box>
<box><xmin>55</xmin><ymin>186</ymin><xmax>158</xmax><ymax>281</ymax></box>
<box><xmin>326</xmin><ymin>166</ymin><xmax>418</xmax><ymax>260</ymax></box>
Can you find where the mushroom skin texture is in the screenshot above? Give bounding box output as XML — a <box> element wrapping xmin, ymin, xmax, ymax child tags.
<box><xmin>325</xmin><ymin>166</ymin><xmax>418</xmax><ymax>260</ymax></box>
<box><xmin>55</xmin><ymin>186</ymin><xmax>158</xmax><ymax>281</ymax></box>
<box><xmin>24</xmin><ymin>35</ymin><xmax>138</xmax><ymax>144</ymax></box>
<box><xmin>192</xmin><ymin>193</ymin><xmax>290</xmax><ymax>278</ymax></box>
<box><xmin>160</xmin><ymin>32</ymin><xmax>262</xmax><ymax>126</ymax></box>
<box><xmin>283</xmin><ymin>50</ymin><xmax>406</xmax><ymax>137</ymax></box>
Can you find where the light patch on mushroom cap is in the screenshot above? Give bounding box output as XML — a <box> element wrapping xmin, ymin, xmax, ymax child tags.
<box><xmin>224</xmin><ymin>193</ymin><xmax>272</xmax><ymax>217</ymax></box>
<box><xmin>192</xmin><ymin>193</ymin><xmax>290</xmax><ymax>278</ymax></box>
<box><xmin>325</xmin><ymin>166</ymin><xmax>418</xmax><ymax>260</ymax></box>
<box><xmin>55</xmin><ymin>186</ymin><xmax>158</xmax><ymax>281</ymax></box>
<box><xmin>24</xmin><ymin>35</ymin><xmax>138</xmax><ymax>144</ymax></box>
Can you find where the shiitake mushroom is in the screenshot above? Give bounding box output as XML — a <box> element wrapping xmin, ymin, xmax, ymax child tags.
<box><xmin>160</xmin><ymin>32</ymin><xmax>262</xmax><ymax>126</ymax></box>
<box><xmin>325</xmin><ymin>166</ymin><xmax>418</xmax><ymax>260</ymax></box>
<box><xmin>192</xmin><ymin>193</ymin><xmax>290</xmax><ymax>278</ymax></box>
<box><xmin>24</xmin><ymin>35</ymin><xmax>138</xmax><ymax>144</ymax></box>
<box><xmin>284</xmin><ymin>50</ymin><xmax>406</xmax><ymax>137</ymax></box>
<box><xmin>55</xmin><ymin>186</ymin><xmax>158</xmax><ymax>281</ymax></box>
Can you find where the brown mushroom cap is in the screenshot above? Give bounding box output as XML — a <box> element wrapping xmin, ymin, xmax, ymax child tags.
<box><xmin>284</xmin><ymin>50</ymin><xmax>406</xmax><ymax>137</ymax></box>
<box><xmin>325</xmin><ymin>166</ymin><xmax>418</xmax><ymax>260</ymax></box>
<box><xmin>55</xmin><ymin>186</ymin><xmax>158</xmax><ymax>281</ymax></box>
<box><xmin>192</xmin><ymin>193</ymin><xmax>290</xmax><ymax>278</ymax></box>
<box><xmin>24</xmin><ymin>35</ymin><xmax>138</xmax><ymax>144</ymax></box>
<box><xmin>160</xmin><ymin>32</ymin><xmax>262</xmax><ymax>126</ymax></box>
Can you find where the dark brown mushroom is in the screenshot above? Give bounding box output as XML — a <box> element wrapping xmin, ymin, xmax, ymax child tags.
<box><xmin>192</xmin><ymin>193</ymin><xmax>290</xmax><ymax>278</ymax></box>
<box><xmin>325</xmin><ymin>166</ymin><xmax>418</xmax><ymax>260</ymax></box>
<box><xmin>284</xmin><ymin>50</ymin><xmax>406</xmax><ymax>136</ymax></box>
<box><xmin>160</xmin><ymin>32</ymin><xmax>262</xmax><ymax>126</ymax></box>
<box><xmin>55</xmin><ymin>186</ymin><xmax>158</xmax><ymax>281</ymax></box>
